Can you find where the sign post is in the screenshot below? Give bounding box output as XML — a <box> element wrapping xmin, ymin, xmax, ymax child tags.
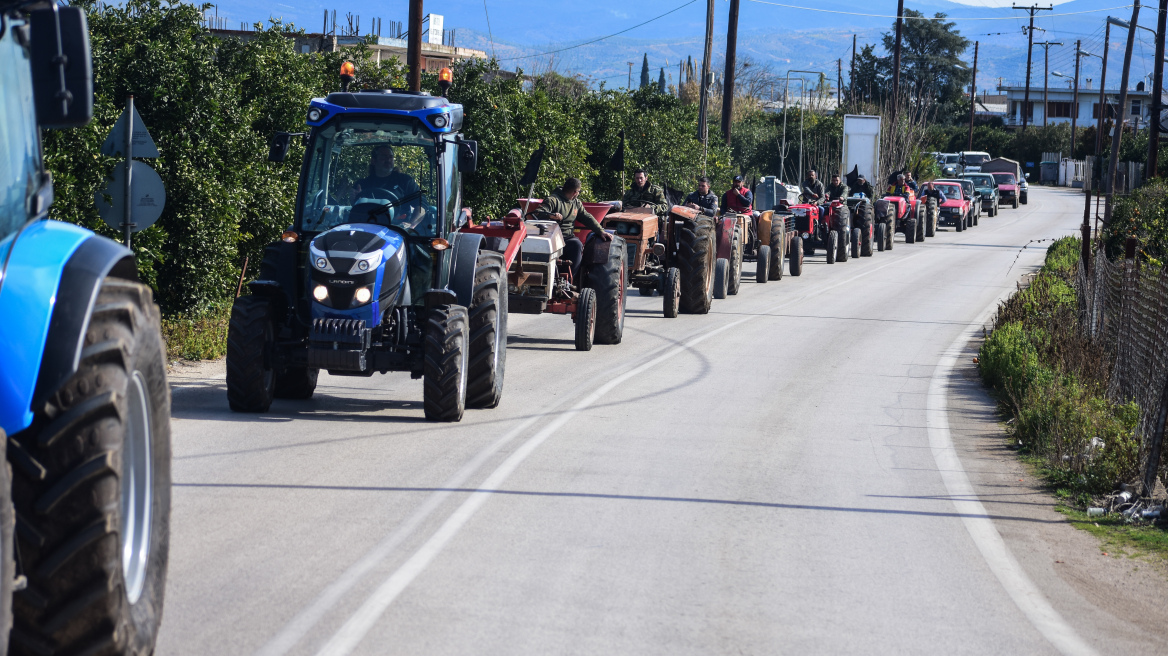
<box><xmin>123</xmin><ymin>96</ymin><xmax>134</xmax><ymax>247</ymax></box>
<box><xmin>98</xmin><ymin>97</ymin><xmax>163</xmax><ymax>247</ymax></box>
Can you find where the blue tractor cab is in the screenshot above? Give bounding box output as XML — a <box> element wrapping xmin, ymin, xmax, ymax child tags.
<box><xmin>0</xmin><ymin>3</ymin><xmax>171</xmax><ymax>653</ymax></box>
<box><xmin>226</xmin><ymin>69</ymin><xmax>512</xmax><ymax>421</ymax></box>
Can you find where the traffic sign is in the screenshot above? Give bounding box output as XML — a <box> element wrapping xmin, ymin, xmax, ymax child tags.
<box><xmin>95</xmin><ymin>160</ymin><xmax>166</xmax><ymax>233</ymax></box>
<box><xmin>101</xmin><ymin>104</ymin><xmax>159</xmax><ymax>158</ymax></box>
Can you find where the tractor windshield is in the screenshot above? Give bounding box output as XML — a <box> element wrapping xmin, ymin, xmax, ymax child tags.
<box><xmin>0</xmin><ymin>22</ymin><xmax>41</xmax><ymax>245</ymax></box>
<box><xmin>299</xmin><ymin>117</ymin><xmax>443</xmax><ymax>236</ymax></box>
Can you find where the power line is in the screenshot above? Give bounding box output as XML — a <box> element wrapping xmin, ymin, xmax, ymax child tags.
<box><xmin>743</xmin><ymin>0</ymin><xmax>1137</xmax><ymax>21</ymax></box>
<box><xmin>499</xmin><ymin>0</ymin><xmax>699</xmax><ymax>61</ymax></box>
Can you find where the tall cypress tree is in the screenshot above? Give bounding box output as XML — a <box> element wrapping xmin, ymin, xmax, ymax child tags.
<box><xmin>658</xmin><ymin>68</ymin><xmax>667</xmax><ymax>94</ymax></box>
<box><xmin>639</xmin><ymin>53</ymin><xmax>650</xmax><ymax>88</ymax></box>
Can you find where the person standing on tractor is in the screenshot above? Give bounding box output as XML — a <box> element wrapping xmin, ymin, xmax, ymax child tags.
<box><xmin>684</xmin><ymin>176</ymin><xmax>719</xmax><ymax>217</ymax></box>
<box><xmin>539</xmin><ymin>177</ymin><xmax>611</xmax><ymax>282</ymax></box>
<box><xmin>801</xmin><ymin>169</ymin><xmax>825</xmax><ymax>205</ymax></box>
<box><xmin>723</xmin><ymin>175</ymin><xmax>753</xmax><ymax>214</ymax></box>
<box><xmin>623</xmin><ymin>168</ymin><xmax>669</xmax><ymax>215</ymax></box>
<box><xmin>904</xmin><ymin>171</ymin><xmax>920</xmax><ymax>194</ymax></box>
<box><xmin>826</xmin><ymin>173</ymin><xmax>849</xmax><ymax>202</ymax></box>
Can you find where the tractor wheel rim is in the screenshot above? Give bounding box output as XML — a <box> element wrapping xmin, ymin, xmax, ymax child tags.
<box><xmin>121</xmin><ymin>370</ymin><xmax>154</xmax><ymax>605</ymax></box>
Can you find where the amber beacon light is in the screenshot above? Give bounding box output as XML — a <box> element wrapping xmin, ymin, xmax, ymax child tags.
<box><xmin>438</xmin><ymin>67</ymin><xmax>453</xmax><ymax>97</ymax></box>
<box><xmin>340</xmin><ymin>62</ymin><xmax>355</xmax><ymax>92</ymax></box>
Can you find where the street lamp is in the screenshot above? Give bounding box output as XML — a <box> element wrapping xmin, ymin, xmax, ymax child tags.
<box><xmin>1053</xmin><ymin>70</ymin><xmax>1076</xmax><ymax>157</ymax></box>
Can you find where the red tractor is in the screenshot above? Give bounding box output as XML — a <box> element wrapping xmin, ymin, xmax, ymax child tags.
<box><xmin>874</xmin><ymin>188</ymin><xmax>925</xmax><ymax>249</ymax></box>
<box><xmin>712</xmin><ymin>212</ymin><xmax>747</xmax><ymax>298</ymax></box>
<box><xmin>790</xmin><ymin>200</ymin><xmax>853</xmax><ymax>265</ymax></box>
<box><xmin>465</xmin><ymin>200</ymin><xmax>627</xmax><ymax>351</ymax></box>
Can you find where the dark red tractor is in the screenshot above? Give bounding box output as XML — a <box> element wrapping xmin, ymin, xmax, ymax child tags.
<box><xmin>791</xmin><ymin>200</ymin><xmax>854</xmax><ymax>265</ymax></box>
<box><xmin>874</xmin><ymin>188</ymin><xmax>924</xmax><ymax>250</ymax></box>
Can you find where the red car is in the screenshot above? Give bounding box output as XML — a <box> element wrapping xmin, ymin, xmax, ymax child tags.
<box><xmin>931</xmin><ymin>181</ymin><xmax>973</xmax><ymax>232</ymax></box>
<box><xmin>991</xmin><ymin>172</ymin><xmax>1020</xmax><ymax>209</ymax></box>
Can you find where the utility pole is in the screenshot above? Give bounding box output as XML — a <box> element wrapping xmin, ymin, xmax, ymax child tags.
<box><xmin>851</xmin><ymin>34</ymin><xmax>857</xmax><ymax>103</ymax></box>
<box><xmin>837</xmin><ymin>59</ymin><xmax>843</xmax><ymax>108</ymax></box>
<box><xmin>891</xmin><ymin>0</ymin><xmax>905</xmax><ymax>125</ymax></box>
<box><xmin>698</xmin><ymin>0</ymin><xmax>714</xmax><ymax>146</ymax></box>
<box><xmin>1107</xmin><ymin>2</ymin><xmax>1143</xmax><ymax>228</ymax></box>
<box><xmin>1013</xmin><ymin>4</ymin><xmax>1053</xmax><ymax>130</ymax></box>
<box><xmin>968</xmin><ymin>41</ymin><xmax>979</xmax><ymax>151</ymax></box>
<box><xmin>1071</xmin><ymin>40</ymin><xmax>1082</xmax><ymax>157</ymax></box>
<box><xmin>722</xmin><ymin>0</ymin><xmax>741</xmax><ymax>145</ymax></box>
<box><xmin>1035</xmin><ymin>41</ymin><xmax>1064</xmax><ymax>126</ymax></box>
<box><xmin>627</xmin><ymin>62</ymin><xmax>633</xmax><ymax>89</ymax></box>
<box><xmin>407</xmin><ymin>0</ymin><xmax>423</xmax><ymax>91</ymax></box>
<box><xmin>1149</xmin><ymin>0</ymin><xmax>1167</xmax><ymax>178</ymax></box>
<box><xmin>1097</xmin><ymin>23</ymin><xmax>1111</xmax><ymax>159</ymax></box>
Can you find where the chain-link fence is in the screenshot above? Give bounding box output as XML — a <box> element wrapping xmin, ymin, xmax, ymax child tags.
<box><xmin>1079</xmin><ymin>244</ymin><xmax>1168</xmax><ymax>494</ymax></box>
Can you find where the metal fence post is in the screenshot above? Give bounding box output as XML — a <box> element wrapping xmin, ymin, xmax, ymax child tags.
<box><xmin>1081</xmin><ymin>188</ymin><xmax>1092</xmax><ymax>275</ymax></box>
<box><xmin>1145</xmin><ymin>378</ymin><xmax>1168</xmax><ymax>497</ymax></box>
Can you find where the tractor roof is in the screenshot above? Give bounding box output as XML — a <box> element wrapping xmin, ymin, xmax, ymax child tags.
<box><xmin>307</xmin><ymin>90</ymin><xmax>464</xmax><ymax>134</ymax></box>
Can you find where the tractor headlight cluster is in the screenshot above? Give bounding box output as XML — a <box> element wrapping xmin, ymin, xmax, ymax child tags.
<box><xmin>313</xmin><ymin>285</ymin><xmax>329</xmax><ymax>301</ymax></box>
<box><xmin>308</xmin><ymin>108</ymin><xmax>323</xmax><ymax>122</ymax></box>
<box><xmin>353</xmin><ymin>286</ymin><xmax>373</xmax><ymax>306</ymax></box>
<box><xmin>310</xmin><ymin>243</ymin><xmax>335</xmax><ymax>273</ymax></box>
<box><xmin>430</xmin><ymin>113</ymin><xmax>449</xmax><ymax>129</ymax></box>
<box><xmin>348</xmin><ymin>250</ymin><xmax>383</xmax><ymax>275</ymax></box>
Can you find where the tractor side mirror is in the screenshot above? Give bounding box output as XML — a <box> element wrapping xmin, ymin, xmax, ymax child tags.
<box><xmin>269</xmin><ymin>133</ymin><xmax>292</xmax><ymax>162</ymax></box>
<box><xmin>1025</xmin><ymin>172</ymin><xmax>1031</xmax><ymax>180</ymax></box>
<box><xmin>458</xmin><ymin>140</ymin><xmax>478</xmax><ymax>173</ymax></box>
<box><xmin>29</xmin><ymin>6</ymin><xmax>93</xmax><ymax>129</ymax></box>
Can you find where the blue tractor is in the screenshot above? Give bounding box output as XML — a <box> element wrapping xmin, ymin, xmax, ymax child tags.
<box><xmin>0</xmin><ymin>4</ymin><xmax>171</xmax><ymax>655</ymax></box>
<box><xmin>226</xmin><ymin>65</ymin><xmax>512</xmax><ymax>422</ymax></box>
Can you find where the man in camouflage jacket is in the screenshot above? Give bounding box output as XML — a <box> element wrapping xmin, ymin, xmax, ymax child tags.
<box><xmin>622</xmin><ymin>168</ymin><xmax>669</xmax><ymax>215</ymax></box>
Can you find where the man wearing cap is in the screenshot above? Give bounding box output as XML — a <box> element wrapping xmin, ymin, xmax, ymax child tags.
<box><xmin>685</xmin><ymin>177</ymin><xmax>719</xmax><ymax>217</ymax></box>
<box><xmin>854</xmin><ymin>175</ymin><xmax>875</xmax><ymax>200</ymax></box>
<box><xmin>623</xmin><ymin>168</ymin><xmax>669</xmax><ymax>216</ymax></box>
<box><xmin>537</xmin><ymin>177</ymin><xmax>610</xmax><ymax>282</ymax></box>
<box><xmin>723</xmin><ymin>175</ymin><xmax>753</xmax><ymax>214</ymax></box>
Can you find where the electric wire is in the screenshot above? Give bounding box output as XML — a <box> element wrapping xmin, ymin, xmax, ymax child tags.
<box><xmin>499</xmin><ymin>0</ymin><xmax>700</xmax><ymax>61</ymax></box>
<box><xmin>743</xmin><ymin>1</ymin><xmax>1138</xmax><ymax>22</ymax></box>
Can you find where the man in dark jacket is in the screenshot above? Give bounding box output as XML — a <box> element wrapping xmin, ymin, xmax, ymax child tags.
<box><xmin>826</xmin><ymin>173</ymin><xmax>849</xmax><ymax>201</ymax></box>
<box><xmin>685</xmin><ymin>177</ymin><xmax>719</xmax><ymax>216</ymax></box>
<box><xmin>537</xmin><ymin>177</ymin><xmax>610</xmax><ymax>281</ymax></box>
<box><xmin>801</xmin><ymin>170</ymin><xmax>825</xmax><ymax>204</ymax></box>
<box><xmin>723</xmin><ymin>175</ymin><xmax>753</xmax><ymax>213</ymax></box>
<box><xmin>855</xmin><ymin>175</ymin><xmax>875</xmax><ymax>200</ymax></box>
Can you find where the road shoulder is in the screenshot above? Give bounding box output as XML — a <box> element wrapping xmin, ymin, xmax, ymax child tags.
<box><xmin>948</xmin><ymin>334</ymin><xmax>1168</xmax><ymax>655</ymax></box>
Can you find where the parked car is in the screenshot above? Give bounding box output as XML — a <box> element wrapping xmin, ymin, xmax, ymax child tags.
<box><xmin>939</xmin><ymin>153</ymin><xmax>962</xmax><ymax>177</ymax></box>
<box><xmin>961</xmin><ymin>172</ymin><xmax>1000</xmax><ymax>216</ymax></box>
<box><xmin>960</xmin><ymin>151</ymin><xmax>991</xmax><ymax>173</ymax></box>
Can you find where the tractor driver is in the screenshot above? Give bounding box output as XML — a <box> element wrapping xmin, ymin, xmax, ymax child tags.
<box><xmin>684</xmin><ymin>176</ymin><xmax>719</xmax><ymax>216</ymax></box>
<box><xmin>888</xmin><ymin>173</ymin><xmax>911</xmax><ymax>200</ymax></box>
<box><xmin>826</xmin><ymin>173</ymin><xmax>849</xmax><ymax>202</ymax></box>
<box><xmin>723</xmin><ymin>175</ymin><xmax>753</xmax><ymax>214</ymax></box>
<box><xmin>354</xmin><ymin>145</ymin><xmax>426</xmax><ymax>229</ymax></box>
<box><xmin>855</xmin><ymin>175</ymin><xmax>875</xmax><ymax>200</ymax></box>
<box><xmin>539</xmin><ymin>177</ymin><xmax>611</xmax><ymax>283</ymax></box>
<box><xmin>623</xmin><ymin>169</ymin><xmax>669</xmax><ymax>215</ymax></box>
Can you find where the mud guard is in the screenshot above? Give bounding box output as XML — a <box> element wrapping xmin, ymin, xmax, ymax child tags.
<box><xmin>449</xmin><ymin>231</ymin><xmax>484</xmax><ymax>308</ymax></box>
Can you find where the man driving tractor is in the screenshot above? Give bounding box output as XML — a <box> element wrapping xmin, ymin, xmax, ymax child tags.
<box><xmin>623</xmin><ymin>168</ymin><xmax>670</xmax><ymax>215</ymax></box>
<box><xmin>801</xmin><ymin>169</ymin><xmax>825</xmax><ymax>205</ymax></box>
<box><xmin>685</xmin><ymin>176</ymin><xmax>719</xmax><ymax>216</ymax></box>
<box><xmin>352</xmin><ymin>144</ymin><xmax>425</xmax><ymax>228</ymax></box>
<box><xmin>888</xmin><ymin>173</ymin><xmax>912</xmax><ymax>200</ymax></box>
<box><xmin>538</xmin><ymin>177</ymin><xmax>611</xmax><ymax>281</ymax></box>
<box><xmin>826</xmin><ymin>173</ymin><xmax>849</xmax><ymax>202</ymax></box>
<box><xmin>723</xmin><ymin>175</ymin><xmax>753</xmax><ymax>214</ymax></box>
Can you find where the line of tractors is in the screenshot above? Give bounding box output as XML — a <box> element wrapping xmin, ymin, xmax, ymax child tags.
<box><xmin>222</xmin><ymin>70</ymin><xmax>996</xmax><ymax>425</ymax></box>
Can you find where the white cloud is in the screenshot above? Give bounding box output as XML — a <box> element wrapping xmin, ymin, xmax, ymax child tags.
<box><xmin>610</xmin><ymin>10</ymin><xmax>629</xmax><ymax>19</ymax></box>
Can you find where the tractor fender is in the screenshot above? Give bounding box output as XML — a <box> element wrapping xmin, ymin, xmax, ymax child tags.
<box><xmin>449</xmin><ymin>231</ymin><xmax>484</xmax><ymax>308</ymax></box>
<box><xmin>0</xmin><ymin>223</ymin><xmax>135</xmax><ymax>434</ymax></box>
<box><xmin>248</xmin><ymin>240</ymin><xmax>300</xmax><ymax>316</ymax></box>
<box><xmin>716</xmin><ymin>214</ymin><xmax>739</xmax><ymax>261</ymax></box>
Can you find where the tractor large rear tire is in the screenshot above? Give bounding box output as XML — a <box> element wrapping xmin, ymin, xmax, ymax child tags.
<box><xmin>423</xmin><ymin>305</ymin><xmax>469</xmax><ymax>422</ymax></box>
<box><xmin>0</xmin><ymin>451</ymin><xmax>12</xmax><ymax>656</ymax></box>
<box><xmin>678</xmin><ymin>216</ymin><xmax>716</xmax><ymax>314</ymax></box>
<box><xmin>768</xmin><ymin>218</ymin><xmax>786</xmax><ymax>281</ymax></box>
<box><xmin>226</xmin><ymin>295</ymin><xmax>275</xmax><ymax>412</ymax></box>
<box><xmin>926</xmin><ymin>198</ymin><xmax>937</xmax><ymax>237</ymax></box>
<box><xmin>274</xmin><ymin>368</ymin><xmax>318</xmax><ymax>400</ymax></box>
<box><xmin>10</xmin><ymin>278</ymin><xmax>171</xmax><ymax>656</ymax></box>
<box><xmin>915</xmin><ymin>205</ymin><xmax>926</xmax><ymax>242</ymax></box>
<box><xmin>875</xmin><ymin>223</ymin><xmax>885</xmax><ymax>252</ymax></box>
<box><xmin>838</xmin><ymin>229</ymin><xmax>850</xmax><ymax>262</ymax></box>
<box><xmin>789</xmin><ymin>237</ymin><xmax>804</xmax><ymax>276</ymax></box>
<box><xmin>713</xmin><ymin>258</ymin><xmax>729</xmax><ymax>299</ymax></box>
<box><xmin>756</xmin><ymin>245</ymin><xmax>770</xmax><ymax>283</ymax></box>
<box><xmin>728</xmin><ymin>230</ymin><xmax>744</xmax><ymax>295</ymax></box>
<box><xmin>852</xmin><ymin>227</ymin><xmax>863</xmax><ymax>258</ymax></box>
<box><xmin>575</xmin><ymin>288</ymin><xmax>597</xmax><ymax>350</ymax></box>
<box><xmin>467</xmin><ymin>251</ymin><xmax>508</xmax><ymax>408</ymax></box>
<box><xmin>590</xmin><ymin>238</ymin><xmax>627</xmax><ymax>345</ymax></box>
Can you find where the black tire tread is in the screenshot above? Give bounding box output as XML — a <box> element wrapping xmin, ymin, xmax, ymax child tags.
<box><xmin>588</xmin><ymin>238</ymin><xmax>627</xmax><ymax>345</ymax></box>
<box><xmin>466</xmin><ymin>251</ymin><xmax>508</xmax><ymax>408</ymax></box>
<box><xmin>225</xmin><ymin>296</ymin><xmax>274</xmax><ymax>412</ymax></box>
<box><xmin>678</xmin><ymin>216</ymin><xmax>716</xmax><ymax>314</ymax></box>
<box><xmin>423</xmin><ymin>306</ymin><xmax>469</xmax><ymax>422</ymax></box>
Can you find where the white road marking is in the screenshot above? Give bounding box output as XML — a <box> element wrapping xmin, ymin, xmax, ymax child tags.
<box><xmin>306</xmin><ymin>252</ymin><xmax>925</xmax><ymax>656</ymax></box>
<box><xmin>925</xmin><ymin>299</ymin><xmax>1099</xmax><ymax>656</ymax></box>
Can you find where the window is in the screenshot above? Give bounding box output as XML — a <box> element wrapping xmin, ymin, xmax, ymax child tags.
<box><xmin>1012</xmin><ymin>101</ymin><xmax>1035</xmax><ymax>119</ymax></box>
<box><xmin>1047</xmin><ymin>102</ymin><xmax>1074</xmax><ymax>118</ymax></box>
<box><xmin>0</xmin><ymin>18</ymin><xmax>42</xmax><ymax>244</ymax></box>
<box><xmin>1132</xmin><ymin>100</ymin><xmax>1142</xmax><ymax>116</ymax></box>
<box><xmin>1093</xmin><ymin>103</ymin><xmax>1118</xmax><ymax>119</ymax></box>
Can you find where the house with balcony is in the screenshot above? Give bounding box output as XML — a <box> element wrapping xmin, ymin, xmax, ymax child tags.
<box><xmin>999</xmin><ymin>82</ymin><xmax>1155</xmax><ymax>129</ymax></box>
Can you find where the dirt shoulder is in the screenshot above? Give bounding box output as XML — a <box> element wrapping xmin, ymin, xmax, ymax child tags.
<box><xmin>949</xmin><ymin>335</ymin><xmax>1168</xmax><ymax>654</ymax></box>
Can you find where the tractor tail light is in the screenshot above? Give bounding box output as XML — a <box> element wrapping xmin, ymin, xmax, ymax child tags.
<box><xmin>281</xmin><ymin>230</ymin><xmax>299</xmax><ymax>243</ymax></box>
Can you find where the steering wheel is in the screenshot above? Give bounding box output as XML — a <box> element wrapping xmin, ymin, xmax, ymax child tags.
<box><xmin>360</xmin><ymin>187</ymin><xmax>397</xmax><ymax>201</ymax></box>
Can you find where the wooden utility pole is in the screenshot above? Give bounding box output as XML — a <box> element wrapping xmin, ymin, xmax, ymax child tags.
<box><xmin>837</xmin><ymin>59</ymin><xmax>842</xmax><ymax>108</ymax></box>
<box><xmin>1035</xmin><ymin>41</ymin><xmax>1063</xmax><ymax>127</ymax></box>
<box><xmin>1149</xmin><ymin>0</ymin><xmax>1167</xmax><ymax>178</ymax></box>
<box><xmin>407</xmin><ymin>0</ymin><xmax>423</xmax><ymax>91</ymax></box>
<box><xmin>698</xmin><ymin>0</ymin><xmax>714</xmax><ymax>146</ymax></box>
<box><xmin>851</xmin><ymin>34</ymin><xmax>857</xmax><ymax>102</ymax></box>
<box><xmin>1071</xmin><ymin>40</ymin><xmax>1082</xmax><ymax>157</ymax></box>
<box><xmin>722</xmin><ymin>0</ymin><xmax>741</xmax><ymax>145</ymax></box>
<box><xmin>1014</xmin><ymin>4</ymin><xmax>1053</xmax><ymax>130</ymax></box>
<box><xmin>891</xmin><ymin>0</ymin><xmax>905</xmax><ymax>124</ymax></box>
<box><xmin>1097</xmin><ymin>23</ymin><xmax>1111</xmax><ymax>159</ymax></box>
<box><xmin>1106</xmin><ymin>2</ymin><xmax>1143</xmax><ymax>228</ymax></box>
<box><xmin>968</xmin><ymin>41</ymin><xmax>979</xmax><ymax>151</ymax></box>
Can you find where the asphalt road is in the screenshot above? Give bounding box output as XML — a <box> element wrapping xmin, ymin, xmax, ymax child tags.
<box><xmin>158</xmin><ymin>188</ymin><xmax>1166</xmax><ymax>655</ymax></box>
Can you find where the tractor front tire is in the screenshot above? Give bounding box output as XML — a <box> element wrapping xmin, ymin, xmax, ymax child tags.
<box><xmin>839</xmin><ymin>229</ymin><xmax>850</xmax><ymax>262</ymax></box>
<box><xmin>926</xmin><ymin>198</ymin><xmax>937</xmax><ymax>237</ymax></box>
<box><xmin>226</xmin><ymin>295</ymin><xmax>275</xmax><ymax>412</ymax></box>
<box><xmin>789</xmin><ymin>237</ymin><xmax>804</xmax><ymax>276</ymax></box>
<box><xmin>884</xmin><ymin>221</ymin><xmax>894</xmax><ymax>250</ymax></box>
<box><xmin>713</xmin><ymin>258</ymin><xmax>729</xmax><ymax>299</ymax></box>
<box><xmin>590</xmin><ymin>238</ymin><xmax>628</xmax><ymax>345</ymax></box>
<box><xmin>853</xmin><ymin>227</ymin><xmax>864</xmax><ymax>258</ymax></box>
<box><xmin>826</xmin><ymin>231</ymin><xmax>837</xmax><ymax>264</ymax></box>
<box><xmin>915</xmin><ymin>206</ymin><xmax>926</xmax><ymax>242</ymax></box>
<box><xmin>768</xmin><ymin>218</ymin><xmax>786</xmax><ymax>281</ymax></box>
<box><xmin>10</xmin><ymin>278</ymin><xmax>171</xmax><ymax>656</ymax></box>
<box><xmin>905</xmin><ymin>219</ymin><xmax>917</xmax><ymax>244</ymax></box>
<box><xmin>756</xmin><ymin>246</ymin><xmax>770</xmax><ymax>283</ymax></box>
<box><xmin>728</xmin><ymin>231</ymin><xmax>744</xmax><ymax>295</ymax></box>
<box><xmin>423</xmin><ymin>305</ymin><xmax>469</xmax><ymax>422</ymax></box>
<box><xmin>575</xmin><ymin>288</ymin><xmax>597</xmax><ymax>350</ymax></box>
<box><xmin>678</xmin><ymin>216</ymin><xmax>716</xmax><ymax>314</ymax></box>
<box><xmin>274</xmin><ymin>368</ymin><xmax>318</xmax><ymax>400</ymax></box>
<box><xmin>467</xmin><ymin>251</ymin><xmax>508</xmax><ymax>408</ymax></box>
<box><xmin>663</xmin><ymin>268</ymin><xmax>681</xmax><ymax>318</ymax></box>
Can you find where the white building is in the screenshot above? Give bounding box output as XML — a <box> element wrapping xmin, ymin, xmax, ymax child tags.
<box><xmin>999</xmin><ymin>82</ymin><xmax>1155</xmax><ymax>129</ymax></box>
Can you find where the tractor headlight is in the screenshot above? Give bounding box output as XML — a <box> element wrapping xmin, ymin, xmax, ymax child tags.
<box><xmin>308</xmin><ymin>108</ymin><xmax>323</xmax><ymax>122</ymax></box>
<box><xmin>313</xmin><ymin>285</ymin><xmax>329</xmax><ymax>301</ymax></box>
<box><xmin>348</xmin><ymin>250</ymin><xmax>383</xmax><ymax>274</ymax></box>
<box><xmin>352</xmin><ymin>285</ymin><xmax>373</xmax><ymax>306</ymax></box>
<box><xmin>431</xmin><ymin>113</ymin><xmax>448</xmax><ymax>128</ymax></box>
<box><xmin>309</xmin><ymin>243</ymin><xmax>335</xmax><ymax>273</ymax></box>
